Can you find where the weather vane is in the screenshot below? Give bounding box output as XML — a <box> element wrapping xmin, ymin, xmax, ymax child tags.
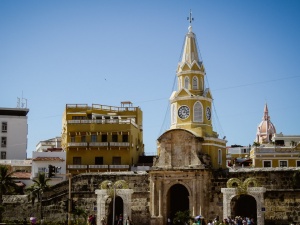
<box><xmin>187</xmin><ymin>9</ymin><xmax>194</xmax><ymax>25</ymax></box>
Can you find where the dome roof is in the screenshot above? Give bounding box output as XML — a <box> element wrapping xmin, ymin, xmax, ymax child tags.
<box><xmin>256</xmin><ymin>104</ymin><xmax>276</xmax><ymax>144</ymax></box>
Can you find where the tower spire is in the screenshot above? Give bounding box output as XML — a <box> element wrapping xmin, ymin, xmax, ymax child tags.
<box><xmin>263</xmin><ymin>103</ymin><xmax>269</xmax><ymax>120</ymax></box>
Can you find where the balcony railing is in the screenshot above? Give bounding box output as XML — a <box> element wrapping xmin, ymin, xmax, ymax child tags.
<box><xmin>67</xmin><ymin>118</ymin><xmax>138</xmax><ymax>128</ymax></box>
<box><xmin>67</xmin><ymin>164</ymin><xmax>129</xmax><ymax>170</ymax></box>
<box><xmin>67</xmin><ymin>142</ymin><xmax>129</xmax><ymax>148</ymax></box>
<box><xmin>68</xmin><ymin>165</ymin><xmax>88</xmax><ymax>169</ymax></box>
<box><xmin>110</xmin><ymin>142</ymin><xmax>130</xmax><ymax>147</ymax></box>
<box><xmin>89</xmin><ymin>142</ymin><xmax>109</xmax><ymax>147</ymax></box>
<box><xmin>66</xmin><ymin>104</ymin><xmax>138</xmax><ymax>112</ymax></box>
<box><xmin>89</xmin><ymin>165</ymin><xmax>109</xmax><ymax>169</ymax></box>
<box><xmin>68</xmin><ymin>142</ymin><xmax>88</xmax><ymax>147</ymax></box>
<box><xmin>253</xmin><ymin>147</ymin><xmax>299</xmax><ymax>153</ymax></box>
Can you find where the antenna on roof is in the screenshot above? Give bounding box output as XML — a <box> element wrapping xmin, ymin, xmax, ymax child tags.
<box><xmin>17</xmin><ymin>91</ymin><xmax>28</xmax><ymax>108</ymax></box>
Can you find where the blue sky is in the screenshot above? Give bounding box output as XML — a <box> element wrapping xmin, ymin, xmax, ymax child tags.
<box><xmin>1</xmin><ymin>0</ymin><xmax>299</xmax><ymax>158</ymax></box>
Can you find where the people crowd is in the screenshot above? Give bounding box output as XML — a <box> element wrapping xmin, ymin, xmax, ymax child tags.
<box><xmin>168</xmin><ymin>215</ymin><xmax>255</xmax><ymax>225</ymax></box>
<box><xmin>210</xmin><ymin>216</ymin><xmax>255</xmax><ymax>225</ymax></box>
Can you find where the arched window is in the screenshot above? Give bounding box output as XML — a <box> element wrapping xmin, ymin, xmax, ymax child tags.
<box><xmin>171</xmin><ymin>104</ymin><xmax>177</xmax><ymax>124</ymax></box>
<box><xmin>193</xmin><ymin>102</ymin><xmax>203</xmax><ymax>122</ymax></box>
<box><xmin>218</xmin><ymin>149</ymin><xmax>222</xmax><ymax>165</ymax></box>
<box><xmin>192</xmin><ymin>76</ymin><xmax>198</xmax><ymax>90</ymax></box>
<box><xmin>184</xmin><ymin>76</ymin><xmax>189</xmax><ymax>89</ymax></box>
<box><xmin>178</xmin><ymin>77</ymin><xmax>182</xmax><ymax>89</ymax></box>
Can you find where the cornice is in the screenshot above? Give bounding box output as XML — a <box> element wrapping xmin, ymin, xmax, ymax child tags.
<box><xmin>170</xmin><ymin>95</ymin><xmax>212</xmax><ymax>103</ymax></box>
<box><xmin>177</xmin><ymin>70</ymin><xmax>205</xmax><ymax>76</ymax></box>
<box><xmin>202</xmin><ymin>142</ymin><xmax>227</xmax><ymax>148</ymax></box>
<box><xmin>203</xmin><ymin>137</ymin><xmax>227</xmax><ymax>145</ymax></box>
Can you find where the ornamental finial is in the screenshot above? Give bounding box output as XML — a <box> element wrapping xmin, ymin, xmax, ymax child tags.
<box><xmin>187</xmin><ymin>9</ymin><xmax>194</xmax><ymax>26</ymax></box>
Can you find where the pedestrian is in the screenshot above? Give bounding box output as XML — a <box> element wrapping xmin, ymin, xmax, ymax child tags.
<box><xmin>125</xmin><ymin>216</ymin><xmax>132</xmax><ymax>225</ymax></box>
<box><xmin>101</xmin><ymin>217</ymin><xmax>106</xmax><ymax>225</ymax></box>
<box><xmin>167</xmin><ymin>217</ymin><xmax>171</xmax><ymax>225</ymax></box>
<box><xmin>88</xmin><ymin>215</ymin><xmax>93</xmax><ymax>225</ymax></box>
<box><xmin>29</xmin><ymin>217</ymin><xmax>36</xmax><ymax>225</ymax></box>
<box><xmin>118</xmin><ymin>214</ymin><xmax>123</xmax><ymax>225</ymax></box>
<box><xmin>91</xmin><ymin>214</ymin><xmax>96</xmax><ymax>225</ymax></box>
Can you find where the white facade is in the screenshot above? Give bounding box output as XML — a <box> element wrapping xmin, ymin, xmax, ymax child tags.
<box><xmin>0</xmin><ymin>107</ymin><xmax>29</xmax><ymax>160</ymax></box>
<box><xmin>36</xmin><ymin>137</ymin><xmax>61</xmax><ymax>152</ymax></box>
<box><xmin>272</xmin><ymin>133</ymin><xmax>300</xmax><ymax>146</ymax></box>
<box><xmin>31</xmin><ymin>151</ymin><xmax>67</xmax><ymax>185</ymax></box>
<box><xmin>227</xmin><ymin>146</ymin><xmax>251</xmax><ymax>155</ymax></box>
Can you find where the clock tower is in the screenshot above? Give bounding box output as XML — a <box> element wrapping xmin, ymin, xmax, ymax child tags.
<box><xmin>150</xmin><ymin>13</ymin><xmax>228</xmax><ymax>225</ymax></box>
<box><xmin>154</xmin><ymin>13</ymin><xmax>227</xmax><ymax>170</ymax></box>
<box><xmin>170</xmin><ymin>22</ymin><xmax>214</xmax><ymax>138</ymax></box>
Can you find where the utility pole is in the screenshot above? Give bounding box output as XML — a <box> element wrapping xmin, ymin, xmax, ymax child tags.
<box><xmin>68</xmin><ymin>173</ymin><xmax>72</xmax><ymax>225</ymax></box>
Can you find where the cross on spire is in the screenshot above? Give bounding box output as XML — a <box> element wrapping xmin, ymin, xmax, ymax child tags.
<box><xmin>187</xmin><ymin>9</ymin><xmax>194</xmax><ymax>25</ymax></box>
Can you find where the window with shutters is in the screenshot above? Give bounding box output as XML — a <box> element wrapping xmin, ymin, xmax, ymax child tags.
<box><xmin>193</xmin><ymin>102</ymin><xmax>203</xmax><ymax>122</ymax></box>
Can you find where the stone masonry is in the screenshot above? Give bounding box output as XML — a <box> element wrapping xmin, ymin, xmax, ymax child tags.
<box><xmin>3</xmin><ymin>169</ymin><xmax>300</xmax><ymax>225</ymax></box>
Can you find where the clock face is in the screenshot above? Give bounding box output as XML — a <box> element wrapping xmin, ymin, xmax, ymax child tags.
<box><xmin>206</xmin><ymin>106</ymin><xmax>211</xmax><ymax>120</ymax></box>
<box><xmin>178</xmin><ymin>105</ymin><xmax>190</xmax><ymax>119</ymax></box>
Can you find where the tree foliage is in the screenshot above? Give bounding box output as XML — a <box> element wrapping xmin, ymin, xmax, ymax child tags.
<box><xmin>0</xmin><ymin>164</ymin><xmax>18</xmax><ymax>222</ymax></box>
<box><xmin>173</xmin><ymin>210</ymin><xmax>193</xmax><ymax>225</ymax></box>
<box><xmin>26</xmin><ymin>172</ymin><xmax>51</xmax><ymax>205</ymax></box>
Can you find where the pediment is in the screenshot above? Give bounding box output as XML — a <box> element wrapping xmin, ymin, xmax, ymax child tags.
<box><xmin>177</xmin><ymin>61</ymin><xmax>202</xmax><ymax>72</ymax></box>
<box><xmin>174</xmin><ymin>88</ymin><xmax>192</xmax><ymax>98</ymax></box>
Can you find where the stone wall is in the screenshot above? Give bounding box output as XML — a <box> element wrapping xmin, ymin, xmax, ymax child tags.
<box><xmin>3</xmin><ymin>169</ymin><xmax>300</xmax><ymax>225</ymax></box>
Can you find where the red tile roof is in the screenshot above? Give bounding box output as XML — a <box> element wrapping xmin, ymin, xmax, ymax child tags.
<box><xmin>32</xmin><ymin>157</ymin><xmax>65</xmax><ymax>162</ymax></box>
<box><xmin>11</xmin><ymin>172</ymin><xmax>31</xmax><ymax>179</ymax></box>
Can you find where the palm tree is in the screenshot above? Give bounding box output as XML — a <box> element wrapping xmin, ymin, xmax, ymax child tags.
<box><xmin>0</xmin><ymin>164</ymin><xmax>18</xmax><ymax>222</ymax></box>
<box><xmin>72</xmin><ymin>206</ymin><xmax>87</xmax><ymax>225</ymax></box>
<box><xmin>26</xmin><ymin>172</ymin><xmax>51</xmax><ymax>221</ymax></box>
<box><xmin>252</xmin><ymin>142</ymin><xmax>260</xmax><ymax>147</ymax></box>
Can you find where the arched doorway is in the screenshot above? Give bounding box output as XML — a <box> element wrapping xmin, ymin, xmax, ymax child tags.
<box><xmin>167</xmin><ymin>184</ymin><xmax>189</xmax><ymax>222</ymax></box>
<box><xmin>231</xmin><ymin>194</ymin><xmax>257</xmax><ymax>220</ymax></box>
<box><xmin>107</xmin><ymin>196</ymin><xmax>124</xmax><ymax>225</ymax></box>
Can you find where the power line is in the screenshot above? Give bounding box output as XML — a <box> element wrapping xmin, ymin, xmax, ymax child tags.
<box><xmin>212</xmin><ymin>75</ymin><xmax>300</xmax><ymax>92</ymax></box>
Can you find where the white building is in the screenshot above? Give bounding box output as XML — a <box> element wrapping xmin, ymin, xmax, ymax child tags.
<box><xmin>0</xmin><ymin>159</ymin><xmax>32</xmax><ymax>186</ymax></box>
<box><xmin>0</xmin><ymin>107</ymin><xmax>29</xmax><ymax>159</ymax></box>
<box><xmin>32</xmin><ymin>137</ymin><xmax>66</xmax><ymax>185</ymax></box>
<box><xmin>272</xmin><ymin>133</ymin><xmax>300</xmax><ymax>147</ymax></box>
<box><xmin>35</xmin><ymin>137</ymin><xmax>61</xmax><ymax>152</ymax></box>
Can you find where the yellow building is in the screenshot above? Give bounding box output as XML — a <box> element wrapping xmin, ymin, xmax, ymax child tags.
<box><xmin>61</xmin><ymin>101</ymin><xmax>144</xmax><ymax>175</ymax></box>
<box><xmin>250</xmin><ymin>104</ymin><xmax>300</xmax><ymax>167</ymax></box>
<box><xmin>155</xmin><ymin>20</ymin><xmax>227</xmax><ymax>169</ymax></box>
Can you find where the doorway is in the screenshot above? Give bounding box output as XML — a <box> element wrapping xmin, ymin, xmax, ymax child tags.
<box><xmin>107</xmin><ymin>196</ymin><xmax>124</xmax><ymax>225</ymax></box>
<box><xmin>231</xmin><ymin>194</ymin><xmax>257</xmax><ymax>220</ymax></box>
<box><xmin>167</xmin><ymin>184</ymin><xmax>189</xmax><ymax>222</ymax></box>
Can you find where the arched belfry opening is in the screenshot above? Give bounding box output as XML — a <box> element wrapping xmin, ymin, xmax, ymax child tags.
<box><xmin>167</xmin><ymin>184</ymin><xmax>190</xmax><ymax>220</ymax></box>
<box><xmin>231</xmin><ymin>194</ymin><xmax>257</xmax><ymax>219</ymax></box>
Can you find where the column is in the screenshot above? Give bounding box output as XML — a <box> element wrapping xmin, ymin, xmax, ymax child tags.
<box><xmin>158</xmin><ymin>180</ymin><xmax>162</xmax><ymax>217</ymax></box>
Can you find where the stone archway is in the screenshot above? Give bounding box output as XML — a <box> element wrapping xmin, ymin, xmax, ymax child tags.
<box><xmin>231</xmin><ymin>194</ymin><xmax>257</xmax><ymax>219</ymax></box>
<box><xmin>221</xmin><ymin>178</ymin><xmax>266</xmax><ymax>225</ymax></box>
<box><xmin>95</xmin><ymin>180</ymin><xmax>134</xmax><ymax>225</ymax></box>
<box><xmin>167</xmin><ymin>184</ymin><xmax>190</xmax><ymax>221</ymax></box>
